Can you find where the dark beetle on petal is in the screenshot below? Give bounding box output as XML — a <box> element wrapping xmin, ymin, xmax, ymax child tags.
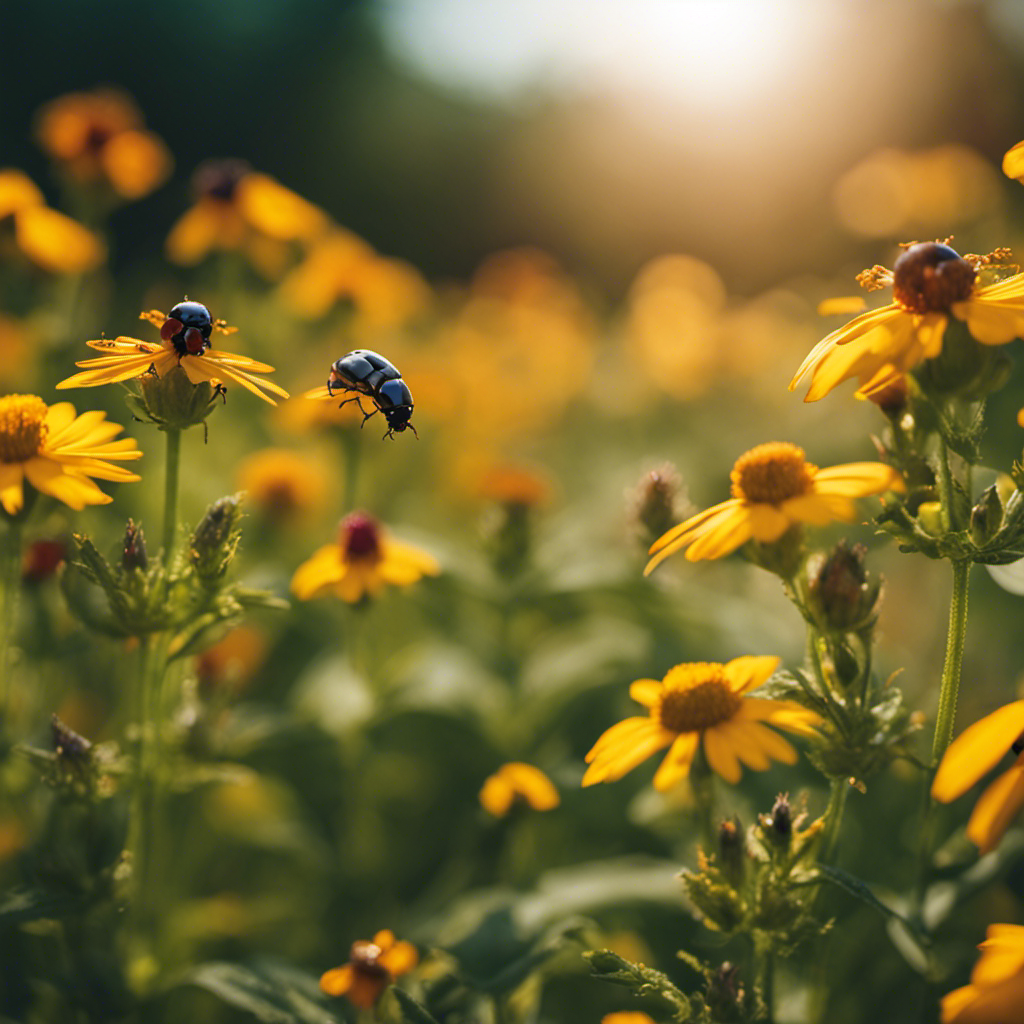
<box><xmin>327</xmin><ymin>349</ymin><xmax>417</xmax><ymax>440</ymax></box>
<box><xmin>161</xmin><ymin>299</ymin><xmax>215</xmax><ymax>356</ymax></box>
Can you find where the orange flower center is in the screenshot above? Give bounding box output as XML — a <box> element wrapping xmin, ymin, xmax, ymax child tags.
<box><xmin>340</xmin><ymin>512</ymin><xmax>382</xmax><ymax>564</ymax></box>
<box><xmin>0</xmin><ymin>394</ymin><xmax>48</xmax><ymax>462</ymax></box>
<box><xmin>657</xmin><ymin>663</ymin><xmax>742</xmax><ymax>733</ymax></box>
<box><xmin>891</xmin><ymin>242</ymin><xmax>975</xmax><ymax>314</ymax></box>
<box><xmin>730</xmin><ymin>442</ymin><xmax>815</xmax><ymax>504</ymax></box>
<box><xmin>350</xmin><ymin>940</ymin><xmax>391</xmax><ymax>982</ymax></box>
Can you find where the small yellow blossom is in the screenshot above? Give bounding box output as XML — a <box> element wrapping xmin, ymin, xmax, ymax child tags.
<box><xmin>942</xmin><ymin>923</ymin><xmax>1024</xmax><ymax>1024</ymax></box>
<box><xmin>167</xmin><ymin>159</ymin><xmax>325</xmax><ymax>271</ymax></box>
<box><xmin>56</xmin><ymin>302</ymin><xmax>288</xmax><ymax>406</ymax></box>
<box><xmin>791</xmin><ymin>241</ymin><xmax>1024</xmax><ymax>401</ymax></box>
<box><xmin>236</xmin><ymin>448</ymin><xmax>326</xmax><ymax>521</ymax></box>
<box><xmin>582</xmin><ymin>657</ymin><xmax>820</xmax><ymax>791</ymax></box>
<box><xmin>35</xmin><ymin>89</ymin><xmax>171</xmax><ymax>199</ymax></box>
<box><xmin>291</xmin><ymin>512</ymin><xmax>439</xmax><ymax>604</ymax></box>
<box><xmin>479</xmin><ymin>763</ymin><xmax>560</xmax><ymax>816</ymax></box>
<box><xmin>320</xmin><ymin>930</ymin><xmax>418</xmax><ymax>1008</ymax></box>
<box><xmin>602</xmin><ymin>1014</ymin><xmax>658</xmax><ymax>1024</ymax></box>
<box><xmin>0</xmin><ymin>395</ymin><xmax>141</xmax><ymax>516</ymax></box>
<box><xmin>196</xmin><ymin>626</ymin><xmax>269</xmax><ymax>694</ymax></box>
<box><xmin>0</xmin><ymin>169</ymin><xmax>104</xmax><ymax>274</ymax></box>
<box><xmin>645</xmin><ymin>442</ymin><xmax>903</xmax><ymax>571</ymax></box>
<box><xmin>932</xmin><ymin>701</ymin><xmax>1024</xmax><ymax>855</ymax></box>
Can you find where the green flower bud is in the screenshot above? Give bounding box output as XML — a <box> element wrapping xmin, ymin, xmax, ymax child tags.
<box><xmin>718</xmin><ymin>816</ymin><xmax>746</xmax><ymax>889</ymax></box>
<box><xmin>706</xmin><ymin>962</ymin><xmax>746</xmax><ymax>1024</ymax></box>
<box><xmin>125</xmin><ymin>365</ymin><xmax>224</xmax><ymax>434</ymax></box>
<box><xmin>917</xmin><ymin>500</ymin><xmax>945</xmax><ymax>536</ymax></box>
<box><xmin>122</xmin><ymin>519</ymin><xmax>148</xmax><ymax>572</ymax></box>
<box><xmin>632</xmin><ymin>464</ymin><xmax>682</xmax><ymax>545</ymax></box>
<box><xmin>970</xmin><ymin>484</ymin><xmax>1004</xmax><ymax>547</ymax></box>
<box><xmin>190</xmin><ymin>494</ymin><xmax>244</xmax><ymax>587</ymax></box>
<box><xmin>759</xmin><ymin>793</ymin><xmax>792</xmax><ymax>850</ymax></box>
<box><xmin>806</xmin><ymin>540</ymin><xmax>882</xmax><ymax>632</ymax></box>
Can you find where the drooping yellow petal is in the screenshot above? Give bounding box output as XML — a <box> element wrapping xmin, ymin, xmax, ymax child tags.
<box><xmin>973</xmin><ymin>924</ymin><xmax>1024</xmax><ymax>986</ymax></box>
<box><xmin>953</xmin><ymin>296</ymin><xmax>1024</xmax><ymax>346</ymax></box>
<box><xmin>730</xmin><ymin>720</ymin><xmax>798</xmax><ymax>767</ymax></box>
<box><xmin>1003</xmin><ymin>141</ymin><xmax>1024</xmax><ymax>181</ymax></box>
<box><xmin>582</xmin><ymin>722</ymin><xmax>672</xmax><ymax>785</ymax></box>
<box><xmin>0</xmin><ymin>462</ymin><xmax>25</xmax><ymax>515</ymax></box>
<box><xmin>932</xmin><ymin>701</ymin><xmax>1024</xmax><ymax>802</ymax></box>
<box><xmin>497</xmin><ymin>763</ymin><xmax>560</xmax><ymax>811</ymax></box>
<box><xmin>166</xmin><ymin>201</ymin><xmax>231</xmax><ymax>265</ymax></box>
<box><xmin>335</xmin><ymin>566</ymin><xmax>369</xmax><ymax>603</ymax></box>
<box><xmin>237</xmin><ymin>173</ymin><xmax>326</xmax><ymax>241</ymax></box>
<box><xmin>777</xmin><ymin>493</ymin><xmax>836</xmax><ymax>527</ymax></box>
<box><xmin>319</xmin><ymin>965</ymin><xmax>354</xmax><ymax>998</ymax></box>
<box><xmin>703</xmin><ymin>727</ymin><xmax>742</xmax><ymax>784</ymax></box>
<box><xmin>100</xmin><ymin>129</ymin><xmax>171</xmax><ymax>199</ymax></box>
<box><xmin>0</xmin><ymin>169</ymin><xmax>44</xmax><ymax>218</ymax></box>
<box><xmin>723</xmin><ymin>655</ymin><xmax>780</xmax><ymax>695</ymax></box>
<box><xmin>23</xmin><ymin>457</ymin><xmax>110</xmax><ymax>509</ymax></box>
<box><xmin>290</xmin><ymin>544</ymin><xmax>346</xmax><ymax>599</ymax></box>
<box><xmin>966</xmin><ymin>764</ymin><xmax>1024</xmax><ymax>855</ymax></box>
<box><xmin>738</xmin><ymin>698</ymin><xmax>822</xmax><ymax>738</ymax></box>
<box><xmin>651</xmin><ymin>731</ymin><xmax>699</xmax><ymax>791</ymax></box>
<box><xmin>628</xmin><ymin>679</ymin><xmax>663</xmax><ymax>708</ymax></box>
<box><xmin>941</xmin><ymin>971</ymin><xmax>1024</xmax><ymax>1024</ymax></box>
<box><xmin>15</xmin><ymin>206</ymin><xmax>104</xmax><ymax>274</ymax></box>
<box><xmin>479</xmin><ymin>774</ymin><xmax>514</xmax><ymax>816</ymax></box>
<box><xmin>682</xmin><ymin>505</ymin><xmax>754</xmax><ymax>561</ymax></box>
<box><xmin>585</xmin><ymin>717</ymin><xmax>661</xmax><ymax>761</ymax></box>
<box><xmin>746</xmin><ymin>502</ymin><xmax>792</xmax><ymax>540</ymax></box>
<box><xmin>812</xmin><ymin>462</ymin><xmax>905</xmax><ymax>495</ymax></box>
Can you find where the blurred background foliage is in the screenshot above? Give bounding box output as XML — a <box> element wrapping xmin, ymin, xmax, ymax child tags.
<box><xmin>4</xmin><ymin>1</ymin><xmax>1024</xmax><ymax>1022</ymax></box>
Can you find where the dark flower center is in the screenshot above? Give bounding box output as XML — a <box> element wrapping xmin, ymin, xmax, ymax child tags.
<box><xmin>193</xmin><ymin>159</ymin><xmax>251</xmax><ymax>202</ymax></box>
<box><xmin>657</xmin><ymin>664</ymin><xmax>742</xmax><ymax>733</ymax></box>
<box><xmin>891</xmin><ymin>242</ymin><xmax>976</xmax><ymax>314</ymax></box>
<box><xmin>341</xmin><ymin>513</ymin><xmax>382</xmax><ymax>561</ymax></box>
<box><xmin>350</xmin><ymin>941</ymin><xmax>391</xmax><ymax>981</ymax></box>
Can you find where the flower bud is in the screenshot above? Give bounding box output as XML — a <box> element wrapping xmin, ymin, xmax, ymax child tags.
<box><xmin>705</xmin><ymin>962</ymin><xmax>745</xmax><ymax>1023</ymax></box>
<box><xmin>190</xmin><ymin>494</ymin><xmax>243</xmax><ymax>587</ymax></box>
<box><xmin>122</xmin><ymin>519</ymin><xmax>148</xmax><ymax>572</ymax></box>
<box><xmin>917</xmin><ymin>500</ymin><xmax>945</xmax><ymax>536</ymax></box>
<box><xmin>126</xmin><ymin>365</ymin><xmax>224</xmax><ymax>434</ymax></box>
<box><xmin>630</xmin><ymin>465</ymin><xmax>682</xmax><ymax>544</ymax></box>
<box><xmin>22</xmin><ymin>539</ymin><xmax>66</xmax><ymax>583</ymax></box>
<box><xmin>806</xmin><ymin>540</ymin><xmax>882</xmax><ymax>632</ymax></box>
<box><xmin>717</xmin><ymin>816</ymin><xmax>746</xmax><ymax>889</ymax></box>
<box><xmin>969</xmin><ymin>484</ymin><xmax>1003</xmax><ymax>547</ymax></box>
<box><xmin>759</xmin><ymin>793</ymin><xmax>792</xmax><ymax>849</ymax></box>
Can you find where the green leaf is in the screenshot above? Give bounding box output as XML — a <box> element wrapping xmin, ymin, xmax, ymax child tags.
<box><xmin>0</xmin><ymin>886</ymin><xmax>84</xmax><ymax>926</ymax></box>
<box><xmin>179</xmin><ymin>960</ymin><xmax>338</xmax><ymax>1024</ymax></box>
<box><xmin>384</xmin><ymin>987</ymin><xmax>441</xmax><ymax>1024</ymax></box>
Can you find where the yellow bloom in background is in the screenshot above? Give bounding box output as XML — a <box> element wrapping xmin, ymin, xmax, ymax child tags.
<box><xmin>1003</xmin><ymin>139</ymin><xmax>1024</xmax><ymax>181</ymax></box>
<box><xmin>236</xmin><ymin>448</ymin><xmax>327</xmax><ymax>522</ymax></box>
<box><xmin>291</xmin><ymin>512</ymin><xmax>439</xmax><ymax>603</ymax></box>
<box><xmin>196</xmin><ymin>626</ymin><xmax>269</xmax><ymax>696</ymax></box>
<box><xmin>320</xmin><ymin>930</ymin><xmax>418</xmax><ymax>1008</ymax></box>
<box><xmin>942</xmin><ymin>924</ymin><xmax>1024</xmax><ymax>1024</ymax></box>
<box><xmin>932</xmin><ymin>700</ymin><xmax>1024</xmax><ymax>855</ymax></box>
<box><xmin>602</xmin><ymin>1014</ymin><xmax>657</xmax><ymax>1024</ymax></box>
<box><xmin>645</xmin><ymin>442</ymin><xmax>903</xmax><ymax>571</ymax></box>
<box><xmin>790</xmin><ymin>241</ymin><xmax>1024</xmax><ymax>402</ymax></box>
<box><xmin>35</xmin><ymin>88</ymin><xmax>171</xmax><ymax>200</ymax></box>
<box><xmin>0</xmin><ymin>169</ymin><xmax>104</xmax><ymax>274</ymax></box>
<box><xmin>0</xmin><ymin>395</ymin><xmax>141</xmax><ymax>515</ymax></box>
<box><xmin>479</xmin><ymin>762</ymin><xmax>560</xmax><ymax>816</ymax></box>
<box><xmin>477</xmin><ymin>463</ymin><xmax>551</xmax><ymax>508</ymax></box>
<box><xmin>56</xmin><ymin>304</ymin><xmax>289</xmax><ymax>406</ymax></box>
<box><xmin>167</xmin><ymin>159</ymin><xmax>326</xmax><ymax>273</ymax></box>
<box><xmin>582</xmin><ymin>656</ymin><xmax>820</xmax><ymax>791</ymax></box>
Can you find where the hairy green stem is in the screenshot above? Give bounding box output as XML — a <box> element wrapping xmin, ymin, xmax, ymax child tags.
<box><xmin>161</xmin><ymin>428</ymin><xmax>181</xmax><ymax>563</ymax></box>
<box><xmin>935</xmin><ymin>437</ymin><xmax>956</xmax><ymax>532</ymax></box>
<box><xmin>931</xmin><ymin>560</ymin><xmax>970</xmax><ymax>764</ymax></box>
<box><xmin>819</xmin><ymin>776</ymin><xmax>848</xmax><ymax>864</ymax></box>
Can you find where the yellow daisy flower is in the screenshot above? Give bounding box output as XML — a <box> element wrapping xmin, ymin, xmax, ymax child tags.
<box><xmin>166</xmin><ymin>159</ymin><xmax>326</xmax><ymax>272</ymax></box>
<box><xmin>291</xmin><ymin>512</ymin><xmax>439</xmax><ymax>603</ymax></box>
<box><xmin>320</xmin><ymin>930</ymin><xmax>418</xmax><ymax>1009</ymax></box>
<box><xmin>932</xmin><ymin>700</ymin><xmax>1024</xmax><ymax>855</ymax></box>
<box><xmin>790</xmin><ymin>241</ymin><xmax>1024</xmax><ymax>402</ymax></box>
<box><xmin>582</xmin><ymin>657</ymin><xmax>820</xmax><ymax>791</ymax></box>
<box><xmin>603</xmin><ymin>1015</ymin><xmax>657</xmax><ymax>1024</ymax></box>
<box><xmin>942</xmin><ymin>923</ymin><xmax>1024</xmax><ymax>1024</ymax></box>
<box><xmin>479</xmin><ymin>762</ymin><xmax>560</xmax><ymax>816</ymax></box>
<box><xmin>644</xmin><ymin>442</ymin><xmax>903</xmax><ymax>571</ymax></box>
<box><xmin>35</xmin><ymin>88</ymin><xmax>171</xmax><ymax>200</ymax></box>
<box><xmin>0</xmin><ymin>394</ymin><xmax>141</xmax><ymax>516</ymax></box>
<box><xmin>55</xmin><ymin>301</ymin><xmax>289</xmax><ymax>406</ymax></box>
<box><xmin>0</xmin><ymin>169</ymin><xmax>104</xmax><ymax>274</ymax></box>
<box><xmin>236</xmin><ymin>448</ymin><xmax>327</xmax><ymax>521</ymax></box>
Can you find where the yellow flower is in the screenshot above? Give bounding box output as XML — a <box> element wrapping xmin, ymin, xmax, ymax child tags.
<box><xmin>1003</xmin><ymin>140</ymin><xmax>1024</xmax><ymax>181</ymax></box>
<box><xmin>236</xmin><ymin>448</ymin><xmax>326</xmax><ymax>521</ymax></box>
<box><xmin>35</xmin><ymin>89</ymin><xmax>171</xmax><ymax>200</ymax></box>
<box><xmin>790</xmin><ymin>241</ymin><xmax>1024</xmax><ymax>401</ymax></box>
<box><xmin>602</xmin><ymin>1015</ymin><xmax>657</xmax><ymax>1024</ymax></box>
<box><xmin>932</xmin><ymin>701</ymin><xmax>1024</xmax><ymax>855</ymax></box>
<box><xmin>644</xmin><ymin>442</ymin><xmax>903</xmax><ymax>571</ymax></box>
<box><xmin>0</xmin><ymin>169</ymin><xmax>104</xmax><ymax>274</ymax></box>
<box><xmin>167</xmin><ymin>159</ymin><xmax>326</xmax><ymax>272</ymax></box>
<box><xmin>942</xmin><ymin>923</ymin><xmax>1024</xmax><ymax>1024</ymax></box>
<box><xmin>479</xmin><ymin>763</ymin><xmax>560</xmax><ymax>816</ymax></box>
<box><xmin>291</xmin><ymin>512</ymin><xmax>439</xmax><ymax>603</ymax></box>
<box><xmin>320</xmin><ymin>930</ymin><xmax>419</xmax><ymax>1008</ymax></box>
<box><xmin>0</xmin><ymin>395</ymin><xmax>141</xmax><ymax>516</ymax></box>
<box><xmin>582</xmin><ymin>657</ymin><xmax>820</xmax><ymax>791</ymax></box>
<box><xmin>55</xmin><ymin>303</ymin><xmax>289</xmax><ymax>406</ymax></box>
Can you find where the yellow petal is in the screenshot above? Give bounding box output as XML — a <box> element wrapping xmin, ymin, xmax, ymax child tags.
<box><xmin>682</xmin><ymin>505</ymin><xmax>754</xmax><ymax>561</ymax></box>
<box><xmin>932</xmin><ymin>701</ymin><xmax>1024</xmax><ymax>802</ymax></box>
<box><xmin>730</xmin><ymin>720</ymin><xmax>797</xmax><ymax>767</ymax></box>
<box><xmin>290</xmin><ymin>544</ymin><xmax>345</xmax><ymax>599</ymax></box>
<box><xmin>973</xmin><ymin>924</ymin><xmax>1024</xmax><ymax>986</ymax></box>
<box><xmin>237</xmin><ymin>173</ymin><xmax>326</xmax><ymax>241</ymax></box>
<box><xmin>23</xmin><ymin>457</ymin><xmax>110</xmax><ymax>509</ymax></box>
<box><xmin>166</xmin><ymin>201</ymin><xmax>228</xmax><ymax>265</ymax></box>
<box><xmin>703</xmin><ymin>727</ymin><xmax>742</xmax><ymax>784</ymax></box>
<box><xmin>723</xmin><ymin>655</ymin><xmax>780</xmax><ymax>695</ymax></box>
<box><xmin>319</xmin><ymin>965</ymin><xmax>354</xmax><ymax>997</ymax></box>
<box><xmin>479</xmin><ymin>774</ymin><xmax>514</xmax><ymax>816</ymax></box>
<box><xmin>651</xmin><ymin>731</ymin><xmax>699</xmax><ymax>791</ymax></box>
<box><xmin>0</xmin><ymin>462</ymin><xmax>25</xmax><ymax>515</ymax></box>
<box><xmin>629</xmin><ymin>679</ymin><xmax>663</xmax><ymax>708</ymax></box>
<box><xmin>746</xmin><ymin>502</ymin><xmax>792</xmax><ymax>540</ymax></box>
<box><xmin>497</xmin><ymin>762</ymin><xmax>559</xmax><ymax>810</ymax></box>
<box><xmin>100</xmin><ymin>129</ymin><xmax>171</xmax><ymax>199</ymax></box>
<box><xmin>1003</xmin><ymin>140</ymin><xmax>1024</xmax><ymax>180</ymax></box>
<box><xmin>335</xmin><ymin>566</ymin><xmax>369</xmax><ymax>603</ymax></box>
<box><xmin>817</xmin><ymin>296</ymin><xmax>866</xmax><ymax>316</ymax></box>
<box><xmin>966</xmin><ymin>764</ymin><xmax>1024</xmax><ymax>855</ymax></box>
<box><xmin>379</xmin><ymin>939</ymin><xmax>419</xmax><ymax>977</ymax></box>
<box><xmin>15</xmin><ymin>206</ymin><xmax>104</xmax><ymax>274</ymax></box>
<box><xmin>0</xmin><ymin>169</ymin><xmax>44</xmax><ymax>218</ymax></box>
<box><xmin>954</xmin><ymin>296</ymin><xmax>1024</xmax><ymax>346</ymax></box>
<box><xmin>812</xmin><ymin>462</ymin><xmax>905</xmax><ymax>496</ymax></box>
<box><xmin>583</xmin><ymin>724</ymin><xmax>672</xmax><ymax>785</ymax></box>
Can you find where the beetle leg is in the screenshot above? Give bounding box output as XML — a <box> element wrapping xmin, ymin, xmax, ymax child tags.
<box><xmin>407</xmin><ymin>423</ymin><xmax>420</xmax><ymax>440</ymax></box>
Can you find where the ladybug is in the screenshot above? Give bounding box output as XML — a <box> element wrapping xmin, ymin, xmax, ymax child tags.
<box><xmin>327</xmin><ymin>349</ymin><xmax>417</xmax><ymax>440</ymax></box>
<box><xmin>160</xmin><ymin>300</ymin><xmax>215</xmax><ymax>357</ymax></box>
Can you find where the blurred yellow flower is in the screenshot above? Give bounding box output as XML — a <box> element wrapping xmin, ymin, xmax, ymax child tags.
<box><xmin>942</xmin><ymin>924</ymin><xmax>1024</xmax><ymax>1024</ymax></box>
<box><xmin>791</xmin><ymin>242</ymin><xmax>1024</xmax><ymax>402</ymax></box>
<box><xmin>291</xmin><ymin>512</ymin><xmax>439</xmax><ymax>603</ymax></box>
<box><xmin>1003</xmin><ymin>140</ymin><xmax>1024</xmax><ymax>181</ymax></box>
<box><xmin>196</xmin><ymin>626</ymin><xmax>269</xmax><ymax>695</ymax></box>
<box><xmin>237</xmin><ymin>448</ymin><xmax>326</xmax><ymax>521</ymax></box>
<box><xmin>0</xmin><ymin>169</ymin><xmax>104</xmax><ymax>274</ymax></box>
<box><xmin>477</xmin><ymin>463</ymin><xmax>551</xmax><ymax>507</ymax></box>
<box><xmin>479</xmin><ymin>762</ymin><xmax>560</xmax><ymax>816</ymax></box>
<box><xmin>0</xmin><ymin>395</ymin><xmax>141</xmax><ymax>516</ymax></box>
<box><xmin>167</xmin><ymin>159</ymin><xmax>326</xmax><ymax>272</ymax></box>
<box><xmin>602</xmin><ymin>1015</ymin><xmax>657</xmax><ymax>1024</ymax></box>
<box><xmin>583</xmin><ymin>657</ymin><xmax>819</xmax><ymax>791</ymax></box>
<box><xmin>56</xmin><ymin>304</ymin><xmax>289</xmax><ymax>406</ymax></box>
<box><xmin>35</xmin><ymin>88</ymin><xmax>171</xmax><ymax>200</ymax></box>
<box><xmin>645</xmin><ymin>442</ymin><xmax>903</xmax><ymax>571</ymax></box>
<box><xmin>932</xmin><ymin>700</ymin><xmax>1024</xmax><ymax>855</ymax></box>
<box><xmin>321</xmin><ymin>930</ymin><xmax>418</xmax><ymax>1008</ymax></box>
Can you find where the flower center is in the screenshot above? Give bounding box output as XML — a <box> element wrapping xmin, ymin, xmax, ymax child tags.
<box><xmin>891</xmin><ymin>242</ymin><xmax>976</xmax><ymax>314</ymax></box>
<box><xmin>194</xmin><ymin>159</ymin><xmax>251</xmax><ymax>202</ymax></box>
<box><xmin>730</xmin><ymin>442</ymin><xmax>815</xmax><ymax>504</ymax></box>
<box><xmin>0</xmin><ymin>394</ymin><xmax>48</xmax><ymax>462</ymax></box>
<box><xmin>350</xmin><ymin>940</ymin><xmax>391</xmax><ymax>981</ymax></box>
<box><xmin>657</xmin><ymin>663</ymin><xmax>742</xmax><ymax>733</ymax></box>
<box><xmin>341</xmin><ymin>512</ymin><xmax>382</xmax><ymax>563</ymax></box>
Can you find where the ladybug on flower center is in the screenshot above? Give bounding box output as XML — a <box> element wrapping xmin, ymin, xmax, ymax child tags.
<box><xmin>160</xmin><ymin>300</ymin><xmax>215</xmax><ymax>357</ymax></box>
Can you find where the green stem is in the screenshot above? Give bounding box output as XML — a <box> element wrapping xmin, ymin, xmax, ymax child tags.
<box><xmin>935</xmin><ymin>436</ymin><xmax>956</xmax><ymax>532</ymax></box>
<box><xmin>819</xmin><ymin>777</ymin><xmax>848</xmax><ymax>864</ymax></box>
<box><xmin>341</xmin><ymin>426</ymin><xmax>362</xmax><ymax>512</ymax></box>
<box><xmin>161</xmin><ymin>428</ymin><xmax>181</xmax><ymax>563</ymax></box>
<box><xmin>0</xmin><ymin>520</ymin><xmax>23</xmax><ymax>732</ymax></box>
<box><xmin>931</xmin><ymin>560</ymin><xmax>970</xmax><ymax>764</ymax></box>
<box><xmin>755</xmin><ymin>945</ymin><xmax>775</xmax><ymax>1024</ymax></box>
<box><xmin>689</xmin><ymin>750</ymin><xmax>716</xmax><ymax>853</ymax></box>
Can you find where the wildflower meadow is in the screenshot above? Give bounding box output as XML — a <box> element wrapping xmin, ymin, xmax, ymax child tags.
<box><xmin>5</xmin><ymin>3</ymin><xmax>1024</xmax><ymax>1022</ymax></box>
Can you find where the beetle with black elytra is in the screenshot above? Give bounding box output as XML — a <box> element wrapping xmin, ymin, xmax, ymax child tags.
<box><xmin>326</xmin><ymin>349</ymin><xmax>418</xmax><ymax>440</ymax></box>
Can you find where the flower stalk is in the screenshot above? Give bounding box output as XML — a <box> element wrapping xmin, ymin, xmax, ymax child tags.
<box><xmin>161</xmin><ymin>427</ymin><xmax>181</xmax><ymax>562</ymax></box>
<box><xmin>931</xmin><ymin>559</ymin><xmax>971</xmax><ymax>763</ymax></box>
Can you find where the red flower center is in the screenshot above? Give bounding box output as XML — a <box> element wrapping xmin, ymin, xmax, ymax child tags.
<box><xmin>341</xmin><ymin>513</ymin><xmax>382</xmax><ymax>562</ymax></box>
<box><xmin>891</xmin><ymin>242</ymin><xmax>976</xmax><ymax>314</ymax></box>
